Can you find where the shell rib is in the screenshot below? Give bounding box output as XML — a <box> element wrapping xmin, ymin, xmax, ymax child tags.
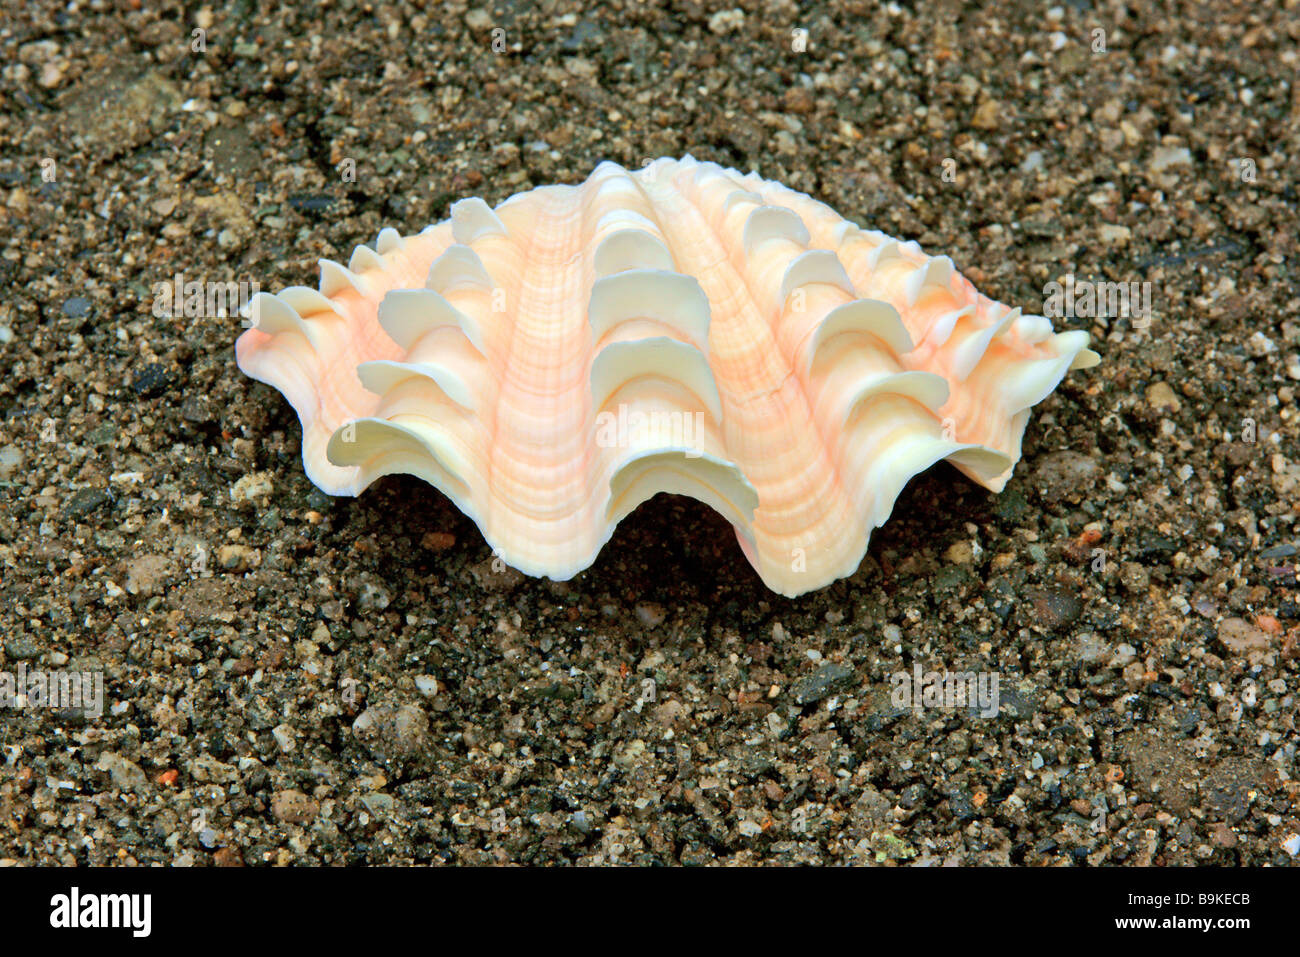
<box><xmin>236</xmin><ymin>156</ymin><xmax>1097</xmax><ymax>596</ymax></box>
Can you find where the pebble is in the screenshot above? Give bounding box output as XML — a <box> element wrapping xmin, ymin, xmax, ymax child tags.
<box><xmin>1030</xmin><ymin>589</ymin><xmax>1083</xmax><ymax>631</ymax></box>
<box><xmin>272</xmin><ymin>723</ymin><xmax>296</xmax><ymax>752</ymax></box>
<box><xmin>131</xmin><ymin>363</ymin><xmax>169</xmax><ymax>398</ymax></box>
<box><xmin>1149</xmin><ymin>145</ymin><xmax>1192</xmax><ymax>172</ymax></box>
<box><xmin>61</xmin><ymin>296</ymin><xmax>92</xmax><ymax>318</ymax></box>
<box><xmin>972</xmin><ymin>98</ymin><xmax>1001</xmax><ymax>130</ymax></box>
<box><xmin>0</xmin><ymin>446</ymin><xmax>24</xmax><ymax>480</ymax></box>
<box><xmin>213</xmin><ymin>847</ymin><xmax>244</xmax><ymax>867</ymax></box>
<box><xmin>1217</xmin><ymin>618</ymin><xmax>1270</xmax><ymax>663</ymax></box>
<box><xmin>217</xmin><ymin>544</ymin><xmax>259</xmax><ymax>572</ymax></box>
<box><xmin>634</xmin><ymin>601</ymin><xmax>666</xmax><ymax>628</ymax></box>
<box><xmin>356</xmin><ymin>580</ymin><xmax>392</xmax><ymax>613</ymax></box>
<box><xmin>791</xmin><ymin>663</ymin><xmax>854</xmax><ymax>705</ymax></box>
<box><xmin>421</xmin><ymin>531</ymin><xmax>457</xmax><ymax>551</ymax></box>
<box><xmin>707</xmin><ymin>9</ymin><xmax>745</xmax><ymax>34</ymax></box>
<box><xmin>1077</xmin><ymin>633</ymin><xmax>1112</xmax><ymax>663</ymax></box>
<box><xmin>1246</xmin><ymin>331</ymin><xmax>1276</xmax><ymax>357</ymax></box>
<box><xmin>63</xmin><ymin>487</ymin><xmax>112</xmax><ymax>519</ymax></box>
<box><xmin>271</xmin><ymin>789</ymin><xmax>319</xmax><ymax>824</ymax></box>
<box><xmin>123</xmin><ymin>554</ymin><xmax>173</xmax><ymax>596</ymax></box>
<box><xmin>944</xmin><ymin>541</ymin><xmax>975</xmax><ymax>564</ymax></box>
<box><xmin>230</xmin><ymin>471</ymin><xmax>275</xmax><ymax>508</ymax></box>
<box><xmin>95</xmin><ymin>753</ymin><xmax>149</xmax><ymax>792</ymax></box>
<box><xmin>1145</xmin><ymin>381</ymin><xmax>1181</xmax><ymax>412</ymax></box>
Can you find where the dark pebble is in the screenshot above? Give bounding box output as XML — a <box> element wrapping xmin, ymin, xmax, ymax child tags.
<box><xmin>287</xmin><ymin>194</ymin><xmax>339</xmax><ymax>215</ymax></box>
<box><xmin>63</xmin><ymin>487</ymin><xmax>112</xmax><ymax>519</ymax></box>
<box><xmin>947</xmin><ymin>788</ymin><xmax>977</xmax><ymax>820</ymax></box>
<box><xmin>991</xmin><ymin>488</ymin><xmax>1029</xmax><ymax>524</ymax></box>
<box><xmin>1258</xmin><ymin>543</ymin><xmax>1296</xmax><ymax>560</ymax></box>
<box><xmin>791</xmin><ymin>662</ymin><xmax>854</xmax><ymax>705</ymax></box>
<box><xmin>1029</xmin><ymin>589</ymin><xmax>1083</xmax><ymax>631</ymax></box>
<box><xmin>1134</xmin><ymin>528</ymin><xmax>1179</xmax><ymax>560</ymax></box>
<box><xmin>306</xmin><ymin>488</ymin><xmax>333</xmax><ymax>510</ymax></box>
<box><xmin>131</xmin><ymin>363</ymin><xmax>169</xmax><ymax>398</ymax></box>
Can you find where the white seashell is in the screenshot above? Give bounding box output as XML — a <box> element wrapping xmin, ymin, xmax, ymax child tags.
<box><xmin>237</xmin><ymin>156</ymin><xmax>1097</xmax><ymax>596</ymax></box>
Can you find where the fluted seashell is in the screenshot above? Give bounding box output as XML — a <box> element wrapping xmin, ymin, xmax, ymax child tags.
<box><xmin>237</xmin><ymin>156</ymin><xmax>1098</xmax><ymax>596</ymax></box>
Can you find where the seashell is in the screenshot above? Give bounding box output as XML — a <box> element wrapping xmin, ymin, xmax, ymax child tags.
<box><xmin>237</xmin><ymin>156</ymin><xmax>1097</xmax><ymax>596</ymax></box>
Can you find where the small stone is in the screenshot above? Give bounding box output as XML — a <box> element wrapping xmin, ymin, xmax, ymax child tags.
<box><xmin>1210</xmin><ymin>823</ymin><xmax>1237</xmax><ymax>848</ymax></box>
<box><xmin>783</xmin><ymin>87</ymin><xmax>815</xmax><ymax>114</ymax></box>
<box><xmin>217</xmin><ymin>544</ymin><xmax>259</xmax><ymax>572</ymax></box>
<box><xmin>62</xmin><ymin>296</ymin><xmax>92</xmax><ymax>318</ymax></box>
<box><xmin>944</xmin><ymin>541</ymin><xmax>974</xmax><ymax>565</ymax></box>
<box><xmin>421</xmin><ymin>531</ymin><xmax>456</xmax><ymax>551</ymax></box>
<box><xmin>1110</xmin><ymin>642</ymin><xmax>1137</xmax><ymax>667</ymax></box>
<box><xmin>230</xmin><ymin>471</ymin><xmax>275</xmax><ymax>508</ymax></box>
<box><xmin>0</xmin><ymin>446</ymin><xmax>24</xmax><ymax>480</ymax></box>
<box><xmin>634</xmin><ymin>601</ymin><xmax>666</xmax><ymax>628</ymax></box>
<box><xmin>1149</xmin><ymin>145</ymin><xmax>1192</xmax><ymax>172</ymax></box>
<box><xmin>271</xmin><ymin>789</ymin><xmax>319</xmax><ymax>824</ymax></box>
<box><xmin>180</xmin><ymin>395</ymin><xmax>213</xmax><ymax>423</ymax></box>
<box><xmin>1217</xmin><ymin>618</ymin><xmax>1270</xmax><ymax>663</ymax></box>
<box><xmin>356</xmin><ymin>580</ymin><xmax>392</xmax><ymax>613</ymax></box>
<box><xmin>1119</xmin><ymin>562</ymin><xmax>1150</xmax><ymax>594</ymax></box>
<box><xmin>131</xmin><ymin>363</ymin><xmax>169</xmax><ymax>398</ymax></box>
<box><xmin>1145</xmin><ymin>381</ymin><xmax>1181</xmax><ymax>412</ymax></box>
<box><xmin>1030</xmin><ymin>589</ymin><xmax>1083</xmax><ymax>631</ymax></box>
<box><xmin>63</xmin><ymin>487</ymin><xmax>112</xmax><ymax>519</ymax></box>
<box><xmin>564</xmin><ymin>57</ymin><xmax>599</xmax><ymax>80</ymax></box>
<box><xmin>1098</xmin><ymin>224</ymin><xmax>1132</xmax><ymax>245</ymax></box>
<box><xmin>1246</xmin><ymin>331</ymin><xmax>1276</xmax><ymax>357</ymax></box>
<box><xmin>1077</xmin><ymin>633</ymin><xmax>1112</xmax><ymax>663</ymax></box>
<box><xmin>707</xmin><ymin>8</ymin><xmax>745</xmax><ymax>34</ymax></box>
<box><xmin>791</xmin><ymin>662</ymin><xmax>854</xmax><ymax>705</ymax></box>
<box><xmin>124</xmin><ymin>554</ymin><xmax>173</xmax><ymax>596</ymax></box>
<box><xmin>360</xmin><ymin>793</ymin><xmax>395</xmax><ymax>815</ymax></box>
<box><xmin>272</xmin><ymin>723</ymin><xmax>296</xmax><ymax>753</ymax></box>
<box><xmin>4</xmin><ymin>637</ymin><xmax>42</xmax><ymax>660</ymax></box>
<box><xmin>213</xmin><ymin>847</ymin><xmax>244</xmax><ymax>866</ymax></box>
<box><xmin>972</xmin><ymin>98</ymin><xmax>1001</xmax><ymax>130</ymax></box>
<box><xmin>95</xmin><ymin>753</ymin><xmax>149</xmax><ymax>792</ymax></box>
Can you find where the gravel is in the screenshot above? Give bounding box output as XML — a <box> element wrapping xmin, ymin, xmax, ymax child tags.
<box><xmin>0</xmin><ymin>0</ymin><xmax>1296</xmax><ymax>866</ymax></box>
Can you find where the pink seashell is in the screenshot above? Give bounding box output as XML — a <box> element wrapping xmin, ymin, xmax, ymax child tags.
<box><xmin>237</xmin><ymin>156</ymin><xmax>1097</xmax><ymax>596</ymax></box>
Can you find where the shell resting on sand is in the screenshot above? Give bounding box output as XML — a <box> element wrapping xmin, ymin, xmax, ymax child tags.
<box><xmin>236</xmin><ymin>156</ymin><xmax>1098</xmax><ymax>596</ymax></box>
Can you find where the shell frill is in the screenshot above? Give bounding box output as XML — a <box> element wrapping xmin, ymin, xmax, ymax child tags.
<box><xmin>236</xmin><ymin>156</ymin><xmax>1098</xmax><ymax>596</ymax></box>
